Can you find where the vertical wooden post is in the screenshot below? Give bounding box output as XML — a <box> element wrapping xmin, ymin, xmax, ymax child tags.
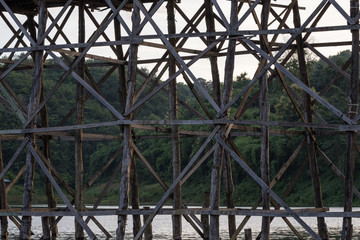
<box><xmin>204</xmin><ymin>0</ymin><xmax>221</xmax><ymax>106</ymax></box>
<box><xmin>167</xmin><ymin>1</ymin><xmax>182</xmax><ymax>239</ymax></box>
<box><xmin>116</xmin><ymin>3</ymin><xmax>140</xmax><ymax>239</ymax></box>
<box><xmin>114</xmin><ymin>16</ymin><xmax>127</xmax><ymax>113</ymax></box>
<box><xmin>20</xmin><ymin>3</ymin><xmax>46</xmax><ymax>236</ymax></box>
<box><xmin>208</xmin><ymin>1</ymin><xmax>223</xmax><ymax>235</ymax></box>
<box><xmin>293</xmin><ymin>2</ymin><xmax>329</xmax><ymax>239</ymax></box>
<box><xmin>260</xmin><ymin>1</ymin><xmax>270</xmax><ymax>239</ymax></box>
<box><xmin>75</xmin><ymin>1</ymin><xmax>85</xmax><ymax>239</ymax></box>
<box><xmin>210</xmin><ymin>1</ymin><xmax>237</xmax><ymax>239</ymax></box>
<box><xmin>201</xmin><ymin>192</ymin><xmax>210</xmax><ymax>240</ymax></box>
<box><xmin>20</xmin><ymin>2</ymin><xmax>46</xmax><ymax>237</ymax></box>
<box><xmin>342</xmin><ymin>1</ymin><xmax>359</xmax><ymax>239</ymax></box>
<box><xmin>244</xmin><ymin>229</ymin><xmax>252</xmax><ymax>240</ymax></box>
<box><xmin>20</xmin><ymin>15</ymin><xmax>36</xmax><ymax>240</ymax></box>
<box><xmin>131</xmin><ymin>153</ymin><xmax>141</xmax><ymax>238</ymax></box>
<box><xmin>222</xmin><ymin>152</ymin><xmax>236</xmax><ymax>237</ymax></box>
<box><xmin>37</xmin><ymin>6</ymin><xmax>57</xmax><ymax>239</ymax></box>
<box><xmin>143</xmin><ymin>207</ymin><xmax>153</xmax><ymax>240</ymax></box>
<box><xmin>0</xmin><ymin>141</ymin><xmax>8</xmax><ymax>240</ymax></box>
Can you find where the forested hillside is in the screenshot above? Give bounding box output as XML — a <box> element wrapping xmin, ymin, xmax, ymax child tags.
<box><xmin>1</xmin><ymin>50</ymin><xmax>358</xmax><ymax>207</ymax></box>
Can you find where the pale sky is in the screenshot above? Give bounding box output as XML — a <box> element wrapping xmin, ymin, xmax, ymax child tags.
<box><xmin>0</xmin><ymin>1</ymin><xmax>353</xmax><ymax>82</ymax></box>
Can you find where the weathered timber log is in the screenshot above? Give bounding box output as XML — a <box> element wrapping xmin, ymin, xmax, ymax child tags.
<box><xmin>0</xmin><ymin>142</ymin><xmax>7</xmax><ymax>240</ymax></box>
<box><xmin>259</xmin><ymin>0</ymin><xmax>271</xmax><ymax>239</ymax></box>
<box><xmin>342</xmin><ymin>1</ymin><xmax>359</xmax><ymax>239</ymax></box>
<box><xmin>143</xmin><ymin>207</ymin><xmax>153</xmax><ymax>240</ymax></box>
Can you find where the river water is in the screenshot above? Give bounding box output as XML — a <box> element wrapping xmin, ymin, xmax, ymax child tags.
<box><xmin>6</xmin><ymin>207</ymin><xmax>360</xmax><ymax>239</ymax></box>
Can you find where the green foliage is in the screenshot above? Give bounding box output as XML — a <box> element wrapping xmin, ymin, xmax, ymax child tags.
<box><xmin>1</xmin><ymin>51</ymin><xmax>357</xmax><ymax>206</ymax></box>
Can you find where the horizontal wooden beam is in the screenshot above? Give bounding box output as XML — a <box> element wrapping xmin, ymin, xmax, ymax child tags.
<box><xmin>7</xmin><ymin>207</ymin><xmax>360</xmax><ymax>218</ymax></box>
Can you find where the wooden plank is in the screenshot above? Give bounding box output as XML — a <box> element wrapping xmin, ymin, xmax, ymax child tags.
<box><xmin>216</xmin><ymin>137</ymin><xmax>321</xmax><ymax>239</ymax></box>
<box><xmin>3</xmin><ymin>207</ymin><xmax>355</xmax><ymax>218</ymax></box>
<box><xmin>6</xmin><ymin>166</ymin><xmax>25</xmax><ymax>194</ymax></box>
<box><xmin>24</xmin><ymin>0</ymin><xmax>130</xmax><ymax>127</ymax></box>
<box><xmin>0</xmin><ymin>0</ymin><xmax>36</xmax><ymax>45</ymax></box>
<box><xmin>219</xmin><ymin>0</ymin><xmax>328</xmax><ymax>117</ymax></box>
<box><xmin>133</xmin><ymin>0</ymin><xmax>221</xmax><ymax>114</ymax></box>
<box><xmin>134</xmin><ymin>142</ymin><xmax>205</xmax><ymax>237</ymax></box>
<box><xmin>243</xmin><ymin>38</ymin><xmax>354</xmax><ymax>125</ymax></box>
<box><xmin>316</xmin><ymin>146</ymin><xmax>360</xmax><ymax>199</ymax></box>
<box><xmin>5</xmin><ymin>119</ymin><xmax>360</xmax><ymax>137</ymax></box>
<box><xmin>53</xmin><ymin>49</ymin><xmax>125</xmax><ymax>64</ymax></box>
<box><xmin>27</xmin><ymin>145</ymin><xmax>97</xmax><ymax>240</ymax></box>
<box><xmin>133</xmin><ymin>126</ymin><xmax>220</xmax><ymax>240</ymax></box>
<box><xmin>293</xmin><ymin>3</ymin><xmax>328</xmax><ymax>239</ymax></box>
<box><xmin>125</xmin><ymin>36</ymin><xmax>225</xmax><ymax>117</ymax></box>
<box><xmin>141</xmin><ymin>41</ymin><xmax>218</xmax><ymax>56</ymax></box>
<box><xmin>329</xmin><ymin>0</ymin><xmax>354</xmax><ymax>25</ymax></box>
<box><xmin>36</xmin><ymin>0</ymin><xmax>73</xmax><ymax>45</ymax></box>
<box><xmin>85</xmin><ymin>8</ymin><xmax>117</xmax><ymax>56</ymax></box>
<box><xmin>306</xmin><ymin>43</ymin><xmax>350</xmax><ymax>80</ymax></box>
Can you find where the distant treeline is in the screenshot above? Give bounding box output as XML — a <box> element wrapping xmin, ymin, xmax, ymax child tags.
<box><xmin>0</xmin><ymin>50</ymin><xmax>358</xmax><ymax>206</ymax></box>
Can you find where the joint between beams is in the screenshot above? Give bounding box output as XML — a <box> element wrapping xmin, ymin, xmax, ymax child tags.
<box><xmin>348</xmin><ymin>103</ymin><xmax>358</xmax><ymax>115</ymax></box>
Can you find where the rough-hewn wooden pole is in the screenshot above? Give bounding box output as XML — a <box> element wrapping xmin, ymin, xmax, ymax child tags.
<box><xmin>293</xmin><ymin>2</ymin><xmax>329</xmax><ymax>239</ymax></box>
<box><xmin>210</xmin><ymin>1</ymin><xmax>237</xmax><ymax>239</ymax></box>
<box><xmin>204</xmin><ymin>4</ymin><xmax>219</xmax><ymax>237</ymax></box>
<box><xmin>207</xmin><ymin>1</ymin><xmax>222</xmax><ymax>233</ymax></box>
<box><xmin>342</xmin><ymin>0</ymin><xmax>359</xmax><ymax>239</ymax></box>
<box><xmin>205</xmin><ymin>0</ymin><xmax>220</xmax><ymax>106</ymax></box>
<box><xmin>201</xmin><ymin>192</ymin><xmax>210</xmax><ymax>240</ymax></box>
<box><xmin>260</xmin><ymin>1</ymin><xmax>270</xmax><ymax>239</ymax></box>
<box><xmin>20</xmin><ymin>2</ymin><xmax>46</xmax><ymax>237</ymax></box>
<box><xmin>143</xmin><ymin>207</ymin><xmax>153</xmax><ymax>240</ymax></box>
<box><xmin>117</xmin><ymin>3</ymin><xmax>140</xmax><ymax>239</ymax></box>
<box><xmin>114</xmin><ymin>16</ymin><xmax>127</xmax><ymax>113</ymax></box>
<box><xmin>37</xmin><ymin>5</ymin><xmax>58</xmax><ymax>238</ymax></box>
<box><xmin>244</xmin><ymin>229</ymin><xmax>252</xmax><ymax>240</ymax></box>
<box><xmin>75</xmin><ymin>1</ymin><xmax>85</xmax><ymax>239</ymax></box>
<box><xmin>130</xmin><ymin>152</ymin><xmax>141</xmax><ymax>238</ymax></box>
<box><xmin>0</xmin><ymin>141</ymin><xmax>7</xmax><ymax>240</ymax></box>
<box><xmin>167</xmin><ymin>1</ymin><xmax>182</xmax><ymax>239</ymax></box>
<box><xmin>222</xmin><ymin>151</ymin><xmax>236</xmax><ymax>237</ymax></box>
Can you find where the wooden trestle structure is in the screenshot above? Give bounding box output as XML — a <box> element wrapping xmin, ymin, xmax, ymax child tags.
<box><xmin>0</xmin><ymin>0</ymin><xmax>359</xmax><ymax>239</ymax></box>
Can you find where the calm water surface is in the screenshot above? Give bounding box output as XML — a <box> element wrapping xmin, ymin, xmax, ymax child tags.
<box><xmin>6</xmin><ymin>207</ymin><xmax>360</xmax><ymax>239</ymax></box>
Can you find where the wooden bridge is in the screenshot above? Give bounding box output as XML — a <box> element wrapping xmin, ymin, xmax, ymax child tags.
<box><xmin>0</xmin><ymin>0</ymin><xmax>359</xmax><ymax>239</ymax></box>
